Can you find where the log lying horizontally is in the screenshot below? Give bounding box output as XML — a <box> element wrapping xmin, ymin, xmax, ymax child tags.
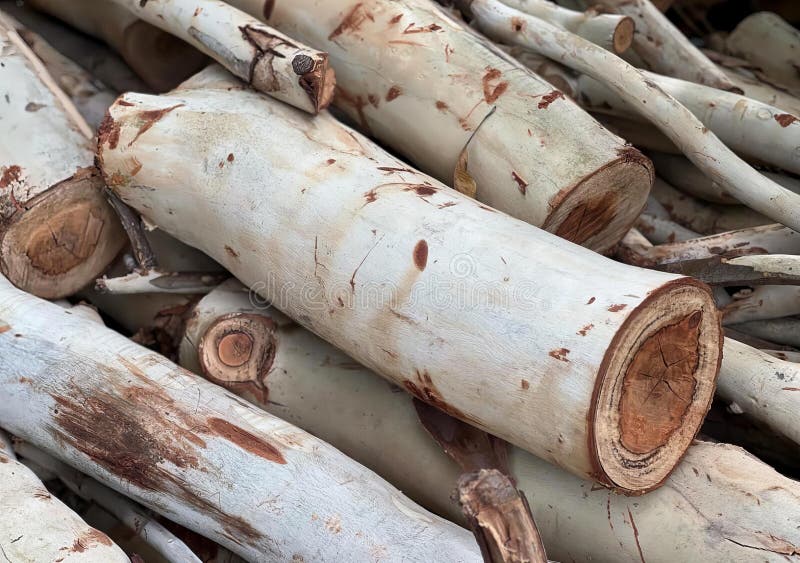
<box><xmin>26</xmin><ymin>0</ymin><xmax>207</xmax><ymax>92</ymax></box>
<box><xmin>228</xmin><ymin>0</ymin><xmax>654</xmax><ymax>253</ymax></box>
<box><xmin>0</xmin><ymin>274</ymin><xmax>480</xmax><ymax>562</ymax></box>
<box><xmin>107</xmin><ymin>0</ymin><xmax>334</xmax><ymax>113</ymax></box>
<box><xmin>99</xmin><ymin>67</ymin><xmax>723</xmax><ymax>493</ymax></box>
<box><xmin>169</xmin><ymin>284</ymin><xmax>800</xmax><ymax>561</ymax></box>
<box><xmin>0</xmin><ymin>430</ymin><xmax>130</xmax><ymax>562</ymax></box>
<box><xmin>0</xmin><ymin>14</ymin><xmax>125</xmax><ymax>299</ymax></box>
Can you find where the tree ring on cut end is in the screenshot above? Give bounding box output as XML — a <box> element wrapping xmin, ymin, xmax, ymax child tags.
<box><xmin>198</xmin><ymin>313</ymin><xmax>276</xmax><ymax>387</ymax></box>
<box><xmin>591</xmin><ymin>279</ymin><xmax>722</xmax><ymax>494</ymax></box>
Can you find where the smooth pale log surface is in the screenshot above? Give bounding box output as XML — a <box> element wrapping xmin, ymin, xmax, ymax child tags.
<box><xmin>99</xmin><ymin>73</ymin><xmax>722</xmax><ymax>492</ymax></box>
<box><xmin>718</xmin><ymin>338</ymin><xmax>800</xmax><ymax>446</ymax></box>
<box><xmin>730</xmin><ymin>317</ymin><xmax>800</xmax><ymax>349</ymax></box>
<box><xmin>228</xmin><ymin>0</ymin><xmax>654</xmax><ymax>254</ymax></box>
<box><xmin>0</xmin><ymin>432</ymin><xmax>130</xmax><ymax>562</ymax></box>
<box><xmin>0</xmin><ymin>15</ymin><xmax>125</xmax><ymax>298</ymax></box>
<box><xmin>27</xmin><ymin>0</ymin><xmax>208</xmax><ymax>91</ymax></box>
<box><xmin>108</xmin><ymin>0</ymin><xmax>334</xmax><ymax>113</ymax></box>
<box><xmin>636</xmin><ymin>212</ymin><xmax>699</xmax><ymax>244</ymax></box>
<box><xmin>727</xmin><ymin>12</ymin><xmax>800</xmax><ymax>94</ymax></box>
<box><xmin>723</xmin><ymin>286</ymin><xmax>800</xmax><ymax>325</ymax></box>
<box><xmin>720</xmin><ymin>65</ymin><xmax>800</xmax><ymax>117</ymax></box>
<box><xmin>0</xmin><ymin>275</ymin><xmax>480</xmax><ymax>562</ymax></box>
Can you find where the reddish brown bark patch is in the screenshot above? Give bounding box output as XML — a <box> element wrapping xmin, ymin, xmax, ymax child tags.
<box><xmin>608</xmin><ymin>304</ymin><xmax>627</xmax><ymax>312</ymax></box>
<box><xmin>207</xmin><ymin>417</ymin><xmax>285</xmax><ymax>464</ymax></box>
<box><xmin>328</xmin><ymin>3</ymin><xmax>374</xmax><ymax>40</ymax></box>
<box><xmin>225</xmin><ymin>245</ymin><xmax>239</xmax><ymax>258</ymax></box>
<box><xmin>389</xmin><ymin>14</ymin><xmax>403</xmax><ymax>25</ymax></box>
<box><xmin>554</xmin><ymin>192</ymin><xmax>618</xmax><ymax>245</ymax></box>
<box><xmin>0</xmin><ymin>165</ymin><xmax>22</xmax><ymax>188</ymax></box>
<box><xmin>511</xmin><ymin>171</ymin><xmax>527</xmax><ymax>195</ymax></box>
<box><xmin>537</xmin><ymin>90</ymin><xmax>564</xmax><ymax>110</ymax></box>
<box><xmin>587</xmin><ymin>297</ymin><xmax>596</xmax><ymax>305</ymax></box>
<box><xmin>386</xmin><ymin>85</ymin><xmax>402</xmax><ymax>101</ymax></box>
<box><xmin>775</xmin><ymin>113</ymin><xmax>798</xmax><ymax>127</ymax></box>
<box><xmin>436</xmin><ymin>100</ymin><xmax>449</xmax><ymax>111</ymax></box>
<box><xmin>403</xmin><ymin>23</ymin><xmax>442</xmax><ymax>34</ymax></box>
<box><xmin>549</xmin><ymin>348</ymin><xmax>570</xmax><ymax>362</ymax></box>
<box><xmin>97</xmin><ymin>112</ymin><xmax>121</xmax><ymax>151</ymax></box>
<box><xmin>618</xmin><ymin>311</ymin><xmax>702</xmax><ymax>454</ymax></box>
<box><xmin>578</xmin><ymin>324</ymin><xmax>594</xmax><ymax>336</ymax></box>
<box><xmin>70</xmin><ymin>529</ymin><xmax>113</xmax><ymax>553</ymax></box>
<box><xmin>521</xmin><ymin>379</ymin><xmax>529</xmax><ymax>390</ymax></box>
<box><xmin>482</xmin><ymin>68</ymin><xmax>509</xmax><ymax>104</ymax></box>
<box><xmin>128</xmin><ymin>104</ymin><xmax>185</xmax><ymax>147</ymax></box>
<box><xmin>404</xmin><ymin>369</ymin><xmax>471</xmax><ymax>421</ymax></box>
<box><xmin>405</xmin><ymin>184</ymin><xmax>437</xmax><ymax>197</ymax></box>
<box><xmin>413</xmin><ymin>239</ymin><xmax>428</xmax><ymax>271</ymax></box>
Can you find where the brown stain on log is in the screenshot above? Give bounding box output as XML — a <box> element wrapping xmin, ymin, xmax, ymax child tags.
<box><xmin>225</xmin><ymin>245</ymin><xmax>239</xmax><ymax>258</ymax></box>
<box><xmin>413</xmin><ymin>240</ymin><xmax>428</xmax><ymax>271</ymax></box>
<box><xmin>404</xmin><ymin>369</ymin><xmax>472</xmax><ymax>422</ymax></box>
<box><xmin>554</xmin><ymin>191</ymin><xmax>618</xmax><ymax>245</ymax></box>
<box><xmin>70</xmin><ymin>529</ymin><xmax>113</xmax><ymax>553</ymax></box>
<box><xmin>328</xmin><ymin>3</ymin><xmax>374</xmax><ymax>40</ymax></box>
<box><xmin>511</xmin><ymin>17</ymin><xmax>525</xmax><ymax>32</ymax></box>
<box><xmin>578</xmin><ymin>324</ymin><xmax>594</xmax><ymax>336</ymax></box>
<box><xmin>404</xmin><ymin>184</ymin><xmax>438</xmax><ymax>197</ymax></box>
<box><xmin>549</xmin><ymin>348</ymin><xmax>570</xmax><ymax>362</ymax></box>
<box><xmin>587</xmin><ymin>297</ymin><xmax>596</xmax><ymax>305</ymax></box>
<box><xmin>511</xmin><ymin>171</ymin><xmax>527</xmax><ymax>195</ymax></box>
<box><xmin>402</xmin><ymin>23</ymin><xmax>442</xmax><ymax>34</ymax></box>
<box><xmin>537</xmin><ymin>90</ymin><xmax>564</xmax><ymax>109</ymax></box>
<box><xmin>521</xmin><ymin>379</ymin><xmax>529</xmax><ymax>390</ymax></box>
<box><xmin>482</xmin><ymin>68</ymin><xmax>509</xmax><ymax>104</ymax></box>
<box><xmin>608</xmin><ymin>304</ymin><xmax>627</xmax><ymax>312</ymax></box>
<box><xmin>97</xmin><ymin>113</ymin><xmax>121</xmax><ymax>150</ymax></box>
<box><xmin>386</xmin><ymin>85</ymin><xmax>402</xmax><ymax>101</ymax></box>
<box><xmin>436</xmin><ymin>100</ymin><xmax>449</xmax><ymax>111</ymax></box>
<box><xmin>618</xmin><ymin>311</ymin><xmax>702</xmax><ymax>454</ymax></box>
<box><xmin>0</xmin><ymin>165</ymin><xmax>22</xmax><ymax>188</ymax></box>
<box><xmin>128</xmin><ymin>104</ymin><xmax>185</xmax><ymax>147</ymax></box>
<box><xmin>207</xmin><ymin>417</ymin><xmax>286</xmax><ymax>464</ymax></box>
<box><xmin>775</xmin><ymin>113</ymin><xmax>798</xmax><ymax>127</ymax></box>
<box><xmin>389</xmin><ymin>14</ymin><xmax>403</xmax><ymax>25</ymax></box>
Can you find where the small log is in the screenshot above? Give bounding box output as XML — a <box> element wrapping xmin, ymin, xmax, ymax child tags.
<box><xmin>722</xmin><ymin>285</ymin><xmax>800</xmax><ymax>325</ymax></box>
<box><xmin>0</xmin><ymin>274</ymin><xmax>480</xmax><ymax>562</ymax></box>
<box><xmin>0</xmin><ymin>430</ymin><xmax>130</xmax><ymax>562</ymax></box>
<box><xmin>729</xmin><ymin>317</ymin><xmax>800</xmax><ymax>350</ymax></box>
<box><xmin>96</xmin><ymin>269</ymin><xmax>227</xmax><ymax>295</ymax></box>
<box><xmin>726</xmin><ymin>12</ymin><xmax>800</xmax><ymax>95</ymax></box>
<box><xmin>15</xmin><ymin>442</ymin><xmax>203</xmax><ymax>563</ymax></box>
<box><xmin>107</xmin><ymin>0</ymin><xmax>334</xmax><ymax>113</ymax></box>
<box><xmin>636</xmin><ymin>212</ymin><xmax>700</xmax><ymax>244</ymax></box>
<box><xmin>27</xmin><ymin>0</ymin><xmax>208</xmax><ymax>91</ymax></box>
<box><xmin>100</xmin><ymin>70</ymin><xmax>723</xmax><ymax>493</ymax></box>
<box><xmin>465</xmin><ymin>0</ymin><xmax>800</xmax><ymax>233</ymax></box>
<box><xmin>228</xmin><ymin>0</ymin><xmax>654</xmax><ymax>254</ymax></box>
<box><xmin>763</xmin><ymin>349</ymin><xmax>800</xmax><ymax>362</ymax></box>
<box><xmin>0</xmin><ymin>14</ymin><xmax>125</xmax><ymax>299</ymax></box>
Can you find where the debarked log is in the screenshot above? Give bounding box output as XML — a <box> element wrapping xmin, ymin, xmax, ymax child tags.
<box><xmin>98</xmin><ymin>70</ymin><xmax>723</xmax><ymax>493</ymax></box>
<box><xmin>0</xmin><ymin>14</ymin><xmax>125</xmax><ymax>299</ymax></box>
<box><xmin>0</xmin><ymin>274</ymin><xmax>480</xmax><ymax>562</ymax></box>
<box><xmin>228</xmin><ymin>0</ymin><xmax>654</xmax><ymax>254</ymax></box>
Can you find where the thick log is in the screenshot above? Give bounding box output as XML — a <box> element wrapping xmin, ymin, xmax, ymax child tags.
<box><xmin>228</xmin><ymin>0</ymin><xmax>654</xmax><ymax>254</ymax></box>
<box><xmin>99</xmin><ymin>68</ymin><xmax>722</xmax><ymax>492</ymax></box>
<box><xmin>0</xmin><ymin>274</ymin><xmax>480</xmax><ymax>562</ymax></box>
<box><xmin>723</xmin><ymin>286</ymin><xmax>800</xmax><ymax>325</ymax></box>
<box><xmin>726</xmin><ymin>12</ymin><xmax>800</xmax><ymax>95</ymax></box>
<box><xmin>0</xmin><ymin>14</ymin><xmax>125</xmax><ymax>299</ymax></box>
<box><xmin>26</xmin><ymin>0</ymin><xmax>208</xmax><ymax>91</ymax></box>
<box><xmin>107</xmin><ymin>0</ymin><xmax>334</xmax><ymax>113</ymax></box>
<box><xmin>717</xmin><ymin>63</ymin><xmax>800</xmax><ymax>117</ymax></box>
<box><xmin>465</xmin><ymin>0</ymin><xmax>800</xmax><ymax>233</ymax></box>
<box><xmin>0</xmin><ymin>430</ymin><xmax>130</xmax><ymax>562</ymax></box>
<box><xmin>172</xmin><ymin>285</ymin><xmax>800</xmax><ymax>561</ymax></box>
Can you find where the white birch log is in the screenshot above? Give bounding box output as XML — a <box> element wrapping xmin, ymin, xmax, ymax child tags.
<box><xmin>729</xmin><ymin>317</ymin><xmax>800</xmax><ymax>350</ymax></box>
<box><xmin>636</xmin><ymin>212</ymin><xmax>700</xmax><ymax>244</ymax></box>
<box><xmin>0</xmin><ymin>14</ymin><xmax>125</xmax><ymax>299</ymax></box>
<box><xmin>723</xmin><ymin>286</ymin><xmax>800</xmax><ymax>325</ymax></box>
<box><xmin>107</xmin><ymin>0</ymin><xmax>334</xmax><ymax>113</ymax></box>
<box><xmin>99</xmin><ymin>72</ymin><xmax>722</xmax><ymax>493</ymax></box>
<box><xmin>15</xmin><ymin>442</ymin><xmax>203</xmax><ymax>563</ymax></box>
<box><xmin>587</xmin><ymin>0</ymin><xmax>740</xmax><ymax>91</ymax></box>
<box><xmin>0</xmin><ymin>430</ymin><xmax>130</xmax><ymax>562</ymax></box>
<box><xmin>96</xmin><ymin>269</ymin><xmax>226</xmax><ymax>294</ymax></box>
<box><xmin>464</xmin><ymin>0</ymin><xmax>800</xmax><ymax>233</ymax></box>
<box><xmin>719</xmin><ymin>64</ymin><xmax>800</xmax><ymax>117</ymax></box>
<box><xmin>763</xmin><ymin>350</ymin><xmax>800</xmax><ymax>363</ymax></box>
<box><xmin>650</xmin><ymin>152</ymin><xmax>800</xmax><ymax>205</ymax></box>
<box><xmin>718</xmin><ymin>338</ymin><xmax>800</xmax><ymax>446</ymax></box>
<box><xmin>726</xmin><ymin>12</ymin><xmax>800</xmax><ymax>95</ymax></box>
<box><xmin>174</xmin><ymin>279</ymin><xmax>800</xmax><ymax>562</ymax></box>
<box><xmin>0</xmin><ymin>274</ymin><xmax>481</xmax><ymax>562</ymax></box>
<box><xmin>26</xmin><ymin>0</ymin><xmax>208</xmax><ymax>92</ymax></box>
<box><xmin>228</xmin><ymin>0</ymin><xmax>654</xmax><ymax>254</ymax></box>
<box><xmin>497</xmin><ymin>0</ymin><xmax>634</xmax><ymax>53</ymax></box>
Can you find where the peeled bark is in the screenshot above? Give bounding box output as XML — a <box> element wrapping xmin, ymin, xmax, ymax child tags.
<box><xmin>228</xmin><ymin>0</ymin><xmax>654</xmax><ymax>254</ymax></box>
<box><xmin>26</xmin><ymin>0</ymin><xmax>208</xmax><ymax>91</ymax></box>
<box><xmin>0</xmin><ymin>15</ymin><xmax>125</xmax><ymax>299</ymax></box>
<box><xmin>100</xmin><ymin>71</ymin><xmax>722</xmax><ymax>492</ymax></box>
<box><xmin>0</xmin><ymin>274</ymin><xmax>480</xmax><ymax>562</ymax></box>
<box><xmin>0</xmin><ymin>430</ymin><xmax>130</xmax><ymax>562</ymax></box>
<box><xmin>726</xmin><ymin>12</ymin><xmax>800</xmax><ymax>95</ymax></box>
<box><xmin>466</xmin><ymin>0</ymin><xmax>800</xmax><ymax>233</ymax></box>
<box><xmin>107</xmin><ymin>0</ymin><xmax>334</xmax><ymax>113</ymax></box>
<box><xmin>174</xmin><ymin>287</ymin><xmax>800</xmax><ymax>561</ymax></box>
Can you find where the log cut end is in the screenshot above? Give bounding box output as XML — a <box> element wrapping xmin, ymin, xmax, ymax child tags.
<box><xmin>121</xmin><ymin>20</ymin><xmax>208</xmax><ymax>92</ymax></box>
<box><xmin>297</xmin><ymin>54</ymin><xmax>336</xmax><ymax>112</ymax></box>
<box><xmin>613</xmin><ymin>17</ymin><xmax>635</xmax><ymax>54</ymax></box>
<box><xmin>591</xmin><ymin>278</ymin><xmax>722</xmax><ymax>493</ymax></box>
<box><xmin>544</xmin><ymin>147</ymin><xmax>653</xmax><ymax>254</ymax></box>
<box><xmin>0</xmin><ymin>168</ymin><xmax>126</xmax><ymax>299</ymax></box>
<box><xmin>197</xmin><ymin>312</ymin><xmax>277</xmax><ymax>403</ymax></box>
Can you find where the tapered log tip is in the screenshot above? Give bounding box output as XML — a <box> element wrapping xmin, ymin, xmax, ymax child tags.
<box><xmin>591</xmin><ymin>278</ymin><xmax>722</xmax><ymax>494</ymax></box>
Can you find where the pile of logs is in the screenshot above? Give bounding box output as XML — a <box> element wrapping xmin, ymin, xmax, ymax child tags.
<box><xmin>1</xmin><ymin>0</ymin><xmax>799</xmax><ymax>561</ymax></box>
